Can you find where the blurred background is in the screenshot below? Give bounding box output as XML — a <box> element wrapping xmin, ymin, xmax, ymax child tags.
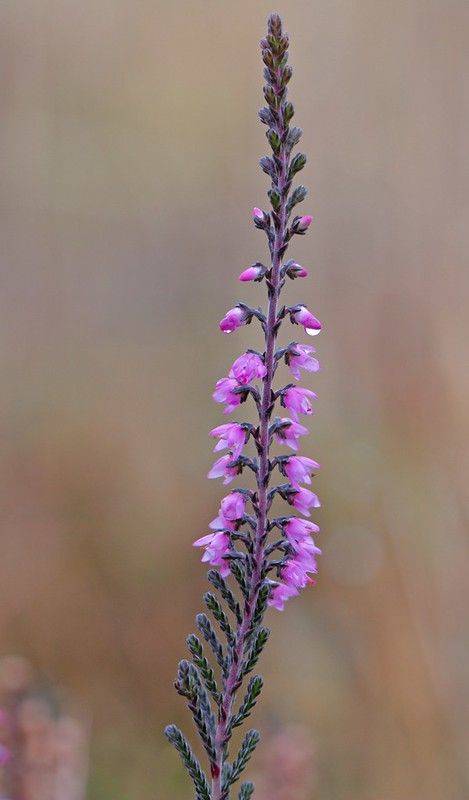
<box><xmin>1</xmin><ymin>1</ymin><xmax>469</xmax><ymax>798</ymax></box>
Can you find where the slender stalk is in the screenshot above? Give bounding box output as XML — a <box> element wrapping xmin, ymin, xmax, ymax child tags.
<box><xmin>166</xmin><ymin>15</ymin><xmax>322</xmax><ymax>800</ymax></box>
<box><xmin>210</xmin><ymin>51</ymin><xmax>289</xmax><ymax>800</ymax></box>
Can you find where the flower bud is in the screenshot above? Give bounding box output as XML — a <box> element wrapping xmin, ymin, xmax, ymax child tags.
<box><xmin>253</xmin><ymin>207</ymin><xmax>270</xmax><ymax>230</ymax></box>
<box><xmin>239</xmin><ymin>264</ymin><xmax>266</xmax><ymax>282</ymax></box>
<box><xmin>290</xmin><ymin>305</ymin><xmax>321</xmax><ymax>336</ymax></box>
<box><xmin>291</xmin><ymin>214</ymin><xmax>313</xmax><ymax>234</ymax></box>
<box><xmin>285</xmin><ymin>261</ymin><xmax>308</xmax><ymax>279</ymax></box>
<box><xmin>219</xmin><ymin>305</ymin><xmax>248</xmax><ymax>334</ymax></box>
<box><xmin>289</xmin><ymin>153</ymin><xmax>307</xmax><ymax>178</ymax></box>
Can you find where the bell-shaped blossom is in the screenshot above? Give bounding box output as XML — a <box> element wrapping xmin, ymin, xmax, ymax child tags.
<box><xmin>284</xmin><ymin>455</ymin><xmax>320</xmax><ymax>486</ymax></box>
<box><xmin>283</xmin><ymin>517</ymin><xmax>320</xmax><ymax>544</ymax></box>
<box><xmin>207</xmin><ymin>454</ymin><xmax>241</xmax><ymax>485</ymax></box>
<box><xmin>220</xmin><ymin>491</ymin><xmax>247</xmax><ymax>521</ymax></box>
<box><xmin>286</xmin><ymin>343</ymin><xmax>320</xmax><ymax>380</ymax></box>
<box><xmin>239</xmin><ymin>264</ymin><xmax>265</xmax><ymax>282</ymax></box>
<box><xmin>219</xmin><ymin>306</ymin><xmax>248</xmax><ymax>334</ymax></box>
<box><xmin>282</xmin><ymin>386</ymin><xmax>317</xmax><ymax>420</ymax></box>
<box><xmin>210</xmin><ymin>422</ymin><xmax>246</xmax><ymax>459</ymax></box>
<box><xmin>291</xmin><ymin>305</ymin><xmax>321</xmax><ymax>336</ymax></box>
<box><xmin>209</xmin><ymin>492</ymin><xmax>247</xmax><ymax>532</ymax></box>
<box><xmin>274</xmin><ymin>418</ymin><xmax>309</xmax><ymax>451</ymax></box>
<box><xmin>282</xmin><ymin>560</ymin><xmax>315</xmax><ymax>591</ymax></box>
<box><xmin>294</xmin><ymin>535</ymin><xmax>321</xmax><ymax>565</ymax></box>
<box><xmin>269</xmin><ymin>536</ymin><xmax>321</xmax><ymax>610</ymax></box>
<box><xmin>213</xmin><ymin>377</ymin><xmax>245</xmax><ymax>414</ymax></box>
<box><xmin>282</xmin><ymin>538</ymin><xmax>321</xmax><ymax>588</ymax></box>
<box><xmin>209</xmin><ymin>513</ymin><xmax>235</xmax><ymax>532</ymax></box>
<box><xmin>268</xmin><ymin>582</ymin><xmax>299</xmax><ymax>611</ymax></box>
<box><xmin>229</xmin><ymin>352</ymin><xmax>267</xmax><ymax>385</ymax></box>
<box><xmin>193</xmin><ymin>532</ymin><xmax>231</xmax><ymax>577</ymax></box>
<box><xmin>289</xmin><ymin>487</ymin><xmax>320</xmax><ymax>516</ymax></box>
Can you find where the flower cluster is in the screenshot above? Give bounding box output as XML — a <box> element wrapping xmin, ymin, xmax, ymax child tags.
<box><xmin>167</xmin><ymin>15</ymin><xmax>323</xmax><ymax>800</ymax></box>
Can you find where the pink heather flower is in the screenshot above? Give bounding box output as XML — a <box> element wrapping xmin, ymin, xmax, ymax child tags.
<box><xmin>210</xmin><ymin>422</ymin><xmax>246</xmax><ymax>459</ymax></box>
<box><xmin>290</xmin><ymin>487</ymin><xmax>320</xmax><ymax>516</ymax></box>
<box><xmin>291</xmin><ymin>305</ymin><xmax>322</xmax><ymax>336</ymax></box>
<box><xmin>286</xmin><ymin>343</ymin><xmax>320</xmax><ymax>380</ymax></box>
<box><xmin>229</xmin><ymin>352</ymin><xmax>267</xmax><ymax>385</ymax></box>
<box><xmin>283</xmin><ymin>386</ymin><xmax>317</xmax><ymax>420</ymax></box>
<box><xmin>284</xmin><ymin>456</ymin><xmax>320</xmax><ymax>486</ymax></box>
<box><xmin>274</xmin><ymin>418</ymin><xmax>309</xmax><ymax>451</ymax></box>
<box><xmin>268</xmin><ymin>535</ymin><xmax>321</xmax><ymax>610</ymax></box>
<box><xmin>239</xmin><ymin>265</ymin><xmax>264</xmax><ymax>281</ymax></box>
<box><xmin>282</xmin><ymin>538</ymin><xmax>321</xmax><ymax>590</ymax></box>
<box><xmin>213</xmin><ymin>377</ymin><xmax>243</xmax><ymax>414</ymax></box>
<box><xmin>219</xmin><ymin>306</ymin><xmax>247</xmax><ymax>334</ymax></box>
<box><xmin>209</xmin><ymin>513</ymin><xmax>236</xmax><ymax>532</ymax></box>
<box><xmin>220</xmin><ymin>492</ymin><xmax>246</xmax><ymax>521</ymax></box>
<box><xmin>193</xmin><ymin>532</ymin><xmax>231</xmax><ymax>577</ymax></box>
<box><xmin>282</xmin><ymin>560</ymin><xmax>315</xmax><ymax>591</ymax></box>
<box><xmin>295</xmin><ymin>215</ymin><xmax>313</xmax><ymax>232</ymax></box>
<box><xmin>209</xmin><ymin>492</ymin><xmax>247</xmax><ymax>531</ymax></box>
<box><xmin>284</xmin><ymin>517</ymin><xmax>320</xmax><ymax>543</ymax></box>
<box><xmin>253</xmin><ymin>207</ymin><xmax>264</xmax><ymax>220</ymax></box>
<box><xmin>207</xmin><ymin>454</ymin><xmax>240</xmax><ymax>485</ymax></box>
<box><xmin>268</xmin><ymin>582</ymin><xmax>299</xmax><ymax>611</ymax></box>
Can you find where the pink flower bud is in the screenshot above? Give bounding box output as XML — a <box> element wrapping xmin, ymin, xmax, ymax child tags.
<box><xmin>219</xmin><ymin>306</ymin><xmax>247</xmax><ymax>334</ymax></box>
<box><xmin>286</xmin><ymin>262</ymin><xmax>308</xmax><ymax>279</ymax></box>
<box><xmin>239</xmin><ymin>265</ymin><xmax>264</xmax><ymax>282</ymax></box>
<box><xmin>253</xmin><ymin>207</ymin><xmax>264</xmax><ymax>220</ymax></box>
<box><xmin>291</xmin><ymin>305</ymin><xmax>321</xmax><ymax>336</ymax></box>
<box><xmin>294</xmin><ymin>214</ymin><xmax>313</xmax><ymax>233</ymax></box>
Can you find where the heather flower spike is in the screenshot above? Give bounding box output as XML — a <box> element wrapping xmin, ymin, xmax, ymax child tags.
<box><xmin>166</xmin><ymin>15</ymin><xmax>322</xmax><ymax>799</ymax></box>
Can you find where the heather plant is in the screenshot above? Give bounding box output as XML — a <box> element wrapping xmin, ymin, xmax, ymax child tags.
<box><xmin>165</xmin><ymin>14</ymin><xmax>322</xmax><ymax>800</ymax></box>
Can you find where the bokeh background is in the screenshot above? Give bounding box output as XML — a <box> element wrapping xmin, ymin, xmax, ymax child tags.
<box><xmin>1</xmin><ymin>1</ymin><xmax>469</xmax><ymax>798</ymax></box>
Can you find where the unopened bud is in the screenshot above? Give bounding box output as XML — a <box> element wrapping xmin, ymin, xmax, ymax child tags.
<box><xmin>239</xmin><ymin>264</ymin><xmax>266</xmax><ymax>282</ymax></box>
<box><xmin>291</xmin><ymin>214</ymin><xmax>313</xmax><ymax>234</ymax></box>
<box><xmin>285</xmin><ymin>261</ymin><xmax>308</xmax><ymax>279</ymax></box>
<box><xmin>290</xmin><ymin>305</ymin><xmax>321</xmax><ymax>336</ymax></box>
<box><xmin>219</xmin><ymin>305</ymin><xmax>250</xmax><ymax>334</ymax></box>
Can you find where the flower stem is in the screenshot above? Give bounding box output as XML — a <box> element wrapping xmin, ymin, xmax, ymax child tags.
<box><xmin>211</xmin><ymin>62</ymin><xmax>289</xmax><ymax>800</ymax></box>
